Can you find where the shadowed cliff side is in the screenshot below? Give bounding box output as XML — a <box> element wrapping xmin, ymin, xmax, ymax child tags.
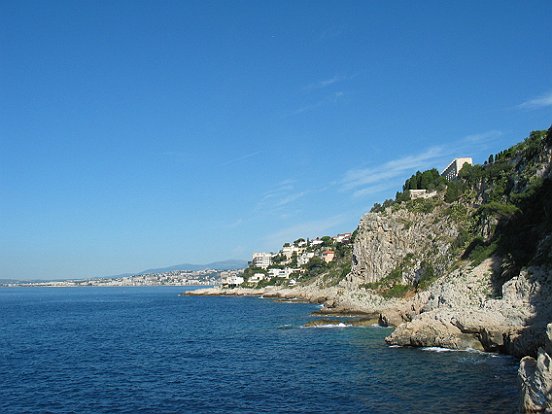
<box><xmin>341</xmin><ymin>126</ymin><xmax>552</xmax><ymax>411</ymax></box>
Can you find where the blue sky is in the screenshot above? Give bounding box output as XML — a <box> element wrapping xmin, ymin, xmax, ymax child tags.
<box><xmin>1</xmin><ymin>1</ymin><xmax>551</xmax><ymax>279</ymax></box>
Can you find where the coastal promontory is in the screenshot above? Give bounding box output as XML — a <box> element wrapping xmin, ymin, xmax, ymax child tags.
<box><xmin>189</xmin><ymin>126</ymin><xmax>552</xmax><ymax>411</ymax></box>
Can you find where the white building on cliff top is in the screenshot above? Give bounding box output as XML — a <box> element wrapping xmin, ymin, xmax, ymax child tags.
<box><xmin>441</xmin><ymin>157</ymin><xmax>473</xmax><ymax>181</ymax></box>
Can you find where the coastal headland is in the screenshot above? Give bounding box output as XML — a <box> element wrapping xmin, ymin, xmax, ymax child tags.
<box><xmin>187</xmin><ymin>127</ymin><xmax>552</xmax><ymax>412</ymax></box>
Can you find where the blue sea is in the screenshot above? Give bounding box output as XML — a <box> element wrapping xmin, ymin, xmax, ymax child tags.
<box><xmin>0</xmin><ymin>287</ymin><xmax>519</xmax><ymax>413</ymax></box>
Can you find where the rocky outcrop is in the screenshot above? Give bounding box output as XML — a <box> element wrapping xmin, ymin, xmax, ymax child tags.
<box><xmin>385</xmin><ymin>262</ymin><xmax>552</xmax><ymax>357</ymax></box>
<box><xmin>519</xmin><ymin>323</ymin><xmax>552</xmax><ymax>412</ymax></box>
<box><xmin>350</xmin><ymin>207</ymin><xmax>460</xmax><ymax>285</ymax></box>
<box><xmin>189</xmin><ymin>128</ymin><xmax>552</xmax><ymax>411</ymax></box>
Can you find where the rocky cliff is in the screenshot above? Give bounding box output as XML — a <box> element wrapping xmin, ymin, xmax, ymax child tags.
<box><xmin>258</xmin><ymin>127</ymin><xmax>550</xmax><ymax>410</ymax></box>
<box><xmin>350</xmin><ymin>204</ymin><xmax>462</xmax><ymax>285</ymax></box>
<box><xmin>343</xmin><ymin>126</ymin><xmax>552</xmax><ymax>412</ymax></box>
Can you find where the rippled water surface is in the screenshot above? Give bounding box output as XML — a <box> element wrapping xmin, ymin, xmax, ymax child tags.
<box><xmin>0</xmin><ymin>287</ymin><xmax>519</xmax><ymax>413</ymax></box>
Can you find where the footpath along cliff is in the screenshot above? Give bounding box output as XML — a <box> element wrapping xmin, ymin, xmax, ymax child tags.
<box><xmin>190</xmin><ymin>126</ymin><xmax>552</xmax><ymax>411</ymax></box>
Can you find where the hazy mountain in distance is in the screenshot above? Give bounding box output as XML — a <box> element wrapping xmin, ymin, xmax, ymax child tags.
<box><xmin>138</xmin><ymin>259</ymin><xmax>248</xmax><ymax>275</ymax></box>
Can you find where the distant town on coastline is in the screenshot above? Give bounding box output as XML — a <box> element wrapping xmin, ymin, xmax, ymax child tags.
<box><xmin>2</xmin><ymin>157</ymin><xmax>473</xmax><ymax>290</ymax></box>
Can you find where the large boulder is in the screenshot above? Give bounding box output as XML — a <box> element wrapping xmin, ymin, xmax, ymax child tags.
<box><xmin>519</xmin><ymin>323</ymin><xmax>552</xmax><ymax>413</ymax></box>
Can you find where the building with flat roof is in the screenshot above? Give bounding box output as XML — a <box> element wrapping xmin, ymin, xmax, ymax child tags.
<box><xmin>441</xmin><ymin>157</ymin><xmax>473</xmax><ymax>181</ymax></box>
<box><xmin>251</xmin><ymin>252</ymin><xmax>272</xmax><ymax>269</ymax></box>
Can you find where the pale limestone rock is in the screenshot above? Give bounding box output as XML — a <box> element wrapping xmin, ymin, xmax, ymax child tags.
<box><xmin>422</xmin><ymin>258</ymin><xmax>495</xmax><ymax>312</ymax></box>
<box><xmin>384</xmin><ymin>309</ymin><xmax>484</xmax><ymax>350</ymax></box>
<box><xmin>519</xmin><ymin>323</ymin><xmax>552</xmax><ymax>413</ymax></box>
<box><xmin>350</xmin><ymin>207</ymin><xmax>459</xmax><ymax>285</ymax></box>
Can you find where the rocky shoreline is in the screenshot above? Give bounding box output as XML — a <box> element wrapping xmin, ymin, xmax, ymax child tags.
<box><xmin>186</xmin><ymin>128</ymin><xmax>552</xmax><ymax>412</ymax></box>
<box><xmin>186</xmin><ymin>257</ymin><xmax>552</xmax><ymax>412</ymax></box>
<box><xmin>186</xmin><ymin>257</ymin><xmax>551</xmax><ymax>357</ymax></box>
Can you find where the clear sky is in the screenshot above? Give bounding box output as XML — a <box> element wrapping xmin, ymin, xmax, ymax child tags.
<box><xmin>1</xmin><ymin>1</ymin><xmax>551</xmax><ymax>279</ymax></box>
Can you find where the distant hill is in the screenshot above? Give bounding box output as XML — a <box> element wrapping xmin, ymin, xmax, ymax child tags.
<box><xmin>1</xmin><ymin>261</ymin><xmax>248</xmax><ymax>284</ymax></box>
<box><xmin>137</xmin><ymin>259</ymin><xmax>248</xmax><ymax>275</ymax></box>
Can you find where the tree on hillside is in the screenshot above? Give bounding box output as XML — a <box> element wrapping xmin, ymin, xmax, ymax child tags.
<box><xmin>403</xmin><ymin>168</ymin><xmax>446</xmax><ymax>191</ymax></box>
<box><xmin>290</xmin><ymin>252</ymin><xmax>298</xmax><ymax>267</ymax></box>
<box><xmin>321</xmin><ymin>236</ymin><xmax>333</xmax><ymax>247</ymax></box>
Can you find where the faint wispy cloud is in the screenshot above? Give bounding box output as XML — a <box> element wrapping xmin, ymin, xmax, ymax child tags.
<box><xmin>352</xmin><ymin>183</ymin><xmax>399</xmax><ymax>199</ymax></box>
<box><xmin>220</xmin><ymin>151</ymin><xmax>261</xmax><ymax>167</ymax></box>
<box><xmin>262</xmin><ymin>214</ymin><xmax>347</xmax><ymax>248</ymax></box>
<box><xmin>293</xmin><ymin>91</ymin><xmax>345</xmax><ymax>115</ymax></box>
<box><xmin>273</xmin><ymin>192</ymin><xmax>306</xmax><ymax>208</ymax></box>
<box><xmin>303</xmin><ymin>73</ymin><xmax>360</xmax><ymax>92</ymax></box>
<box><xmin>454</xmin><ymin>130</ymin><xmax>504</xmax><ymax>156</ymax></box>
<box><xmin>259</xmin><ymin>179</ymin><xmax>295</xmax><ymax>201</ymax></box>
<box><xmin>255</xmin><ymin>179</ymin><xmax>307</xmax><ymax>214</ymax></box>
<box><xmin>341</xmin><ymin>146</ymin><xmax>446</xmax><ymax>195</ymax></box>
<box><xmin>462</xmin><ymin>130</ymin><xmax>503</xmax><ymax>143</ymax></box>
<box><xmin>303</xmin><ymin>76</ymin><xmax>345</xmax><ymax>91</ymax></box>
<box><xmin>518</xmin><ymin>91</ymin><xmax>552</xmax><ymax>110</ymax></box>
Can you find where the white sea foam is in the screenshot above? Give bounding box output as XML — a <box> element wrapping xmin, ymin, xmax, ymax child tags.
<box><xmin>304</xmin><ymin>322</ymin><xmax>351</xmax><ymax>329</ymax></box>
<box><xmin>422</xmin><ymin>347</ymin><xmax>457</xmax><ymax>353</ymax></box>
<box><xmin>421</xmin><ymin>346</ymin><xmax>491</xmax><ymax>355</ymax></box>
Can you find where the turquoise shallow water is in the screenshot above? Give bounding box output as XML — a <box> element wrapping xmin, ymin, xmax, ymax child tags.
<box><xmin>0</xmin><ymin>287</ymin><xmax>519</xmax><ymax>413</ymax></box>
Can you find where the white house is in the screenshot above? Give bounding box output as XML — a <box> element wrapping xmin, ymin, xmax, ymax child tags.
<box><xmin>298</xmin><ymin>252</ymin><xmax>315</xmax><ymax>266</ymax></box>
<box><xmin>267</xmin><ymin>268</ymin><xmax>283</xmax><ymax>278</ymax></box>
<box><xmin>223</xmin><ymin>275</ymin><xmax>244</xmax><ymax>288</ymax></box>
<box><xmin>249</xmin><ymin>273</ymin><xmax>265</xmax><ymax>283</ymax></box>
<box><xmin>267</xmin><ymin>267</ymin><xmax>297</xmax><ymax>279</ymax></box>
<box><xmin>334</xmin><ymin>233</ymin><xmax>352</xmax><ymax>243</ymax></box>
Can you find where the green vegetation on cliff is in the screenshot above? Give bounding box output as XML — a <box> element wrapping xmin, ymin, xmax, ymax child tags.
<box><xmin>362</xmin><ymin>126</ymin><xmax>552</xmax><ymax>298</ymax></box>
<box><xmin>454</xmin><ymin>128</ymin><xmax>552</xmax><ymax>278</ymax></box>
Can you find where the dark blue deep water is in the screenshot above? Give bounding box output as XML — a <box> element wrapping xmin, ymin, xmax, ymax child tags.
<box><xmin>0</xmin><ymin>287</ymin><xmax>519</xmax><ymax>413</ymax></box>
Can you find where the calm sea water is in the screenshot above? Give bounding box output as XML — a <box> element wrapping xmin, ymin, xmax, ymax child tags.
<box><xmin>0</xmin><ymin>287</ymin><xmax>519</xmax><ymax>413</ymax></box>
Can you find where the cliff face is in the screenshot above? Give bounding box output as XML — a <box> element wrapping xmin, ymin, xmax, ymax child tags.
<box><xmin>350</xmin><ymin>206</ymin><xmax>461</xmax><ymax>285</ymax></box>
<box><xmin>343</xmin><ymin>127</ymin><xmax>552</xmax><ymax>412</ymax></box>
<box><xmin>346</xmin><ymin>128</ymin><xmax>551</xmax><ymax>331</ymax></box>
